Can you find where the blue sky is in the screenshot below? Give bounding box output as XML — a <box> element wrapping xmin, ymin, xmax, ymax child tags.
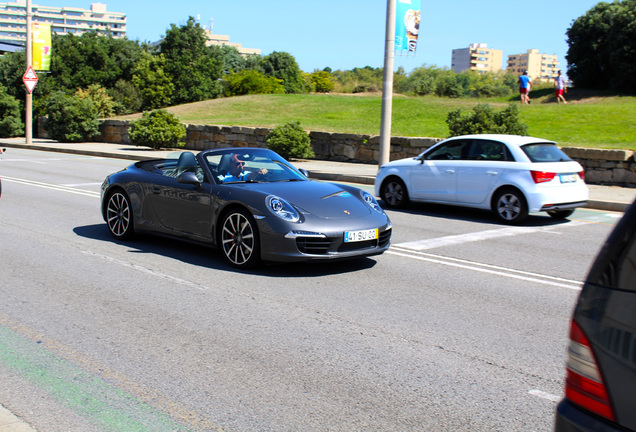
<box><xmin>32</xmin><ymin>0</ymin><xmax>601</xmax><ymax>73</ymax></box>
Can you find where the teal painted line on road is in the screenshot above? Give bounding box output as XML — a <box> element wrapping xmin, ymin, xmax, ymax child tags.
<box><xmin>0</xmin><ymin>325</ymin><xmax>192</xmax><ymax>432</ymax></box>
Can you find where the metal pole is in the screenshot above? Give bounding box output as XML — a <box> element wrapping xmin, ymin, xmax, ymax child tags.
<box><xmin>25</xmin><ymin>0</ymin><xmax>32</xmax><ymax>144</ymax></box>
<box><xmin>378</xmin><ymin>0</ymin><xmax>395</xmax><ymax>168</ymax></box>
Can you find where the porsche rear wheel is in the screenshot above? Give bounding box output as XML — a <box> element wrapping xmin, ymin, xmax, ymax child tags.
<box><xmin>106</xmin><ymin>190</ymin><xmax>134</xmax><ymax>240</ymax></box>
<box><xmin>220</xmin><ymin>208</ymin><xmax>260</xmax><ymax>269</ymax></box>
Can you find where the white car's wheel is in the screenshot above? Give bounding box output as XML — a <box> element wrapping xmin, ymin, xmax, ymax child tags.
<box><xmin>381</xmin><ymin>177</ymin><xmax>409</xmax><ymax>209</ymax></box>
<box><xmin>494</xmin><ymin>189</ymin><xmax>528</xmax><ymax>224</ymax></box>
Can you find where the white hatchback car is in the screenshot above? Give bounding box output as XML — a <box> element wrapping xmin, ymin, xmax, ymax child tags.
<box><xmin>375</xmin><ymin>134</ymin><xmax>589</xmax><ymax>224</ymax></box>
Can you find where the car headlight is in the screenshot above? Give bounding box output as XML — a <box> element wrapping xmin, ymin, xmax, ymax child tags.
<box><xmin>267</xmin><ymin>195</ymin><xmax>300</xmax><ymax>222</ymax></box>
<box><xmin>361</xmin><ymin>190</ymin><xmax>383</xmax><ymax>213</ymax></box>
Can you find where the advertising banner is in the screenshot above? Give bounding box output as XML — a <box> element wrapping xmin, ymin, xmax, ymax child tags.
<box><xmin>32</xmin><ymin>23</ymin><xmax>52</xmax><ymax>71</ymax></box>
<box><xmin>394</xmin><ymin>0</ymin><xmax>421</xmax><ymax>55</ymax></box>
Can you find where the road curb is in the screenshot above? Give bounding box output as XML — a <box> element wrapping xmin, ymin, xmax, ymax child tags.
<box><xmin>0</xmin><ymin>404</ymin><xmax>37</xmax><ymax>432</ymax></box>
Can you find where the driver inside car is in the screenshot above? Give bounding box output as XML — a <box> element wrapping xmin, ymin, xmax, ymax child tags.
<box><xmin>219</xmin><ymin>154</ymin><xmax>268</xmax><ymax>183</ymax></box>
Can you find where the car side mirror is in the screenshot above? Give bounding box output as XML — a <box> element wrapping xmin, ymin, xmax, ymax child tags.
<box><xmin>177</xmin><ymin>171</ymin><xmax>201</xmax><ymax>187</ymax></box>
<box><xmin>298</xmin><ymin>168</ymin><xmax>309</xmax><ymax>178</ymax></box>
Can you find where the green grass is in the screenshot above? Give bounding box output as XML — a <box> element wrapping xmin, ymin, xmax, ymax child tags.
<box><xmin>119</xmin><ymin>90</ymin><xmax>636</xmax><ymax>150</ymax></box>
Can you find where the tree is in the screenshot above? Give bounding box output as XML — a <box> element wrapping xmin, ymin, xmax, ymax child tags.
<box><xmin>0</xmin><ymin>50</ymin><xmax>27</xmax><ymax>100</ymax></box>
<box><xmin>108</xmin><ymin>80</ymin><xmax>143</xmax><ymax>115</ymax></box>
<box><xmin>566</xmin><ymin>0</ymin><xmax>636</xmax><ymax>93</ymax></box>
<box><xmin>0</xmin><ymin>86</ymin><xmax>24</xmax><ymax>137</ymax></box>
<box><xmin>75</xmin><ymin>84</ymin><xmax>116</xmax><ymax>117</ymax></box>
<box><xmin>260</xmin><ymin>51</ymin><xmax>307</xmax><ymax>94</ymax></box>
<box><xmin>309</xmin><ymin>70</ymin><xmax>335</xmax><ymax>93</ymax></box>
<box><xmin>45</xmin><ymin>91</ymin><xmax>100</xmax><ymax>142</ymax></box>
<box><xmin>50</xmin><ymin>31</ymin><xmax>144</xmax><ymax>92</ymax></box>
<box><xmin>160</xmin><ymin>17</ymin><xmax>224</xmax><ymax>104</ymax></box>
<box><xmin>219</xmin><ymin>45</ymin><xmax>246</xmax><ymax>73</ymax></box>
<box><xmin>132</xmin><ymin>52</ymin><xmax>174</xmax><ymax>110</ymax></box>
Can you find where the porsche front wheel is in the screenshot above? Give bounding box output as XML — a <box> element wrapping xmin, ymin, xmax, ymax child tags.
<box><xmin>220</xmin><ymin>209</ymin><xmax>260</xmax><ymax>269</ymax></box>
<box><xmin>106</xmin><ymin>190</ymin><xmax>134</xmax><ymax>240</ymax></box>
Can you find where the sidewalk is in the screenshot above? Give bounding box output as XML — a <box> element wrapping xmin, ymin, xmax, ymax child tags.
<box><xmin>0</xmin><ymin>404</ymin><xmax>36</xmax><ymax>432</ymax></box>
<box><xmin>2</xmin><ymin>138</ymin><xmax>635</xmax><ymax>213</ymax></box>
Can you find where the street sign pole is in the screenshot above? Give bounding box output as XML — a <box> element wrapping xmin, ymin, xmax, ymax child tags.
<box><xmin>379</xmin><ymin>0</ymin><xmax>396</xmax><ymax>168</ymax></box>
<box><xmin>25</xmin><ymin>0</ymin><xmax>33</xmax><ymax>144</ymax></box>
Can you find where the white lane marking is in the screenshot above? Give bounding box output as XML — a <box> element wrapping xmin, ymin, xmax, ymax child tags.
<box><xmin>81</xmin><ymin>250</ymin><xmax>208</xmax><ymax>291</ymax></box>
<box><xmin>2</xmin><ymin>176</ymin><xmax>100</xmax><ymax>198</ymax></box>
<box><xmin>62</xmin><ymin>182</ymin><xmax>103</xmax><ymax>187</ymax></box>
<box><xmin>395</xmin><ymin>222</ymin><xmax>587</xmax><ymax>251</ymax></box>
<box><xmin>387</xmin><ymin>248</ymin><xmax>582</xmax><ymax>290</ymax></box>
<box><xmin>529</xmin><ymin>389</ymin><xmax>561</xmax><ymax>402</ymax></box>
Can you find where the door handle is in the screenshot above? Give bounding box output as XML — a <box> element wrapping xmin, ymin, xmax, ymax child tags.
<box><xmin>445</xmin><ymin>169</ymin><xmax>455</xmax><ymax>174</ymax></box>
<box><xmin>486</xmin><ymin>171</ymin><xmax>499</xmax><ymax>175</ymax></box>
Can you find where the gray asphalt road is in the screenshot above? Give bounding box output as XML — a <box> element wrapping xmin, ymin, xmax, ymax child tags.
<box><xmin>0</xmin><ymin>149</ymin><xmax>617</xmax><ymax>431</ymax></box>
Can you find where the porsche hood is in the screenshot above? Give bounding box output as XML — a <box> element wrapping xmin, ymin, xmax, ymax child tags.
<box><xmin>245</xmin><ymin>181</ymin><xmax>373</xmax><ymax>219</ymax></box>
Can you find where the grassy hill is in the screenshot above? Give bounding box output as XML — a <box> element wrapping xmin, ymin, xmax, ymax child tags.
<box><xmin>119</xmin><ymin>90</ymin><xmax>636</xmax><ymax>150</ymax></box>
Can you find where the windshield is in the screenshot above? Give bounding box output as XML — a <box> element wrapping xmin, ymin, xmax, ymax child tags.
<box><xmin>205</xmin><ymin>149</ymin><xmax>308</xmax><ymax>184</ymax></box>
<box><xmin>522</xmin><ymin>143</ymin><xmax>572</xmax><ymax>163</ymax></box>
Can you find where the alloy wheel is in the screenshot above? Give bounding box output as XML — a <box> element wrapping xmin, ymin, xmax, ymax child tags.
<box><xmin>106</xmin><ymin>191</ymin><xmax>133</xmax><ymax>239</ymax></box>
<box><xmin>221</xmin><ymin>210</ymin><xmax>259</xmax><ymax>268</ymax></box>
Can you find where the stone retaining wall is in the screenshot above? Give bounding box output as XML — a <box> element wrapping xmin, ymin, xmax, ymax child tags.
<box><xmin>84</xmin><ymin>119</ymin><xmax>636</xmax><ymax>187</ymax></box>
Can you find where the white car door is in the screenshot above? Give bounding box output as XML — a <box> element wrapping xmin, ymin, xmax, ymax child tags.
<box><xmin>456</xmin><ymin>139</ymin><xmax>508</xmax><ymax>204</ymax></box>
<box><xmin>411</xmin><ymin>139</ymin><xmax>472</xmax><ymax>203</ymax></box>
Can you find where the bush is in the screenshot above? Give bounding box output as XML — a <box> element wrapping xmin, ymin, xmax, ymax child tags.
<box><xmin>109</xmin><ymin>79</ymin><xmax>143</xmax><ymax>115</ymax></box>
<box><xmin>446</xmin><ymin>104</ymin><xmax>528</xmax><ymax>137</ymax></box>
<box><xmin>45</xmin><ymin>91</ymin><xmax>100</xmax><ymax>143</ymax></box>
<box><xmin>265</xmin><ymin>121</ymin><xmax>314</xmax><ymax>160</ymax></box>
<box><xmin>129</xmin><ymin>109</ymin><xmax>186</xmax><ymax>149</ymax></box>
<box><xmin>225</xmin><ymin>70</ymin><xmax>285</xmax><ymax>96</ymax></box>
<box><xmin>75</xmin><ymin>84</ymin><xmax>117</xmax><ymax>118</ymax></box>
<box><xmin>0</xmin><ymin>87</ymin><xmax>24</xmax><ymax>137</ymax></box>
<box><xmin>309</xmin><ymin>70</ymin><xmax>335</xmax><ymax>93</ymax></box>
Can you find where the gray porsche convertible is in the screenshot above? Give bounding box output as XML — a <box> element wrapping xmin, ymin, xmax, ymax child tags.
<box><xmin>101</xmin><ymin>147</ymin><xmax>392</xmax><ymax>268</ymax></box>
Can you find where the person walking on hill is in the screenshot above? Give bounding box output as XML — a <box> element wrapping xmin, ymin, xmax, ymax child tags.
<box><xmin>554</xmin><ymin>70</ymin><xmax>567</xmax><ymax>104</ymax></box>
<box><xmin>518</xmin><ymin>70</ymin><xmax>532</xmax><ymax>104</ymax></box>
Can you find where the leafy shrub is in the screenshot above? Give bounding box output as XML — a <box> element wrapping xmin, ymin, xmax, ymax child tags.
<box><xmin>446</xmin><ymin>104</ymin><xmax>528</xmax><ymax>137</ymax></box>
<box><xmin>309</xmin><ymin>70</ymin><xmax>335</xmax><ymax>93</ymax></box>
<box><xmin>109</xmin><ymin>79</ymin><xmax>143</xmax><ymax>115</ymax></box>
<box><xmin>75</xmin><ymin>84</ymin><xmax>117</xmax><ymax>117</ymax></box>
<box><xmin>225</xmin><ymin>70</ymin><xmax>285</xmax><ymax>96</ymax></box>
<box><xmin>45</xmin><ymin>91</ymin><xmax>100</xmax><ymax>143</ymax></box>
<box><xmin>129</xmin><ymin>109</ymin><xmax>186</xmax><ymax>149</ymax></box>
<box><xmin>265</xmin><ymin>121</ymin><xmax>314</xmax><ymax>160</ymax></box>
<box><xmin>0</xmin><ymin>86</ymin><xmax>24</xmax><ymax>137</ymax></box>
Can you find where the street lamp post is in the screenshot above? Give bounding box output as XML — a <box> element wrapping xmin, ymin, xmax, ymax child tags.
<box><xmin>25</xmin><ymin>0</ymin><xmax>33</xmax><ymax>144</ymax></box>
<box><xmin>379</xmin><ymin>0</ymin><xmax>395</xmax><ymax>168</ymax></box>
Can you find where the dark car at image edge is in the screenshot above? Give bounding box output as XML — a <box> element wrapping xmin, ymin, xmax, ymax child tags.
<box><xmin>555</xmin><ymin>199</ymin><xmax>636</xmax><ymax>432</ymax></box>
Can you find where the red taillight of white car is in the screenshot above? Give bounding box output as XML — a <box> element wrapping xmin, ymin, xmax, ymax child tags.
<box><xmin>564</xmin><ymin>320</ymin><xmax>615</xmax><ymax>421</ymax></box>
<box><xmin>530</xmin><ymin>170</ymin><xmax>557</xmax><ymax>183</ymax></box>
<box><xmin>579</xmin><ymin>170</ymin><xmax>586</xmax><ymax>181</ymax></box>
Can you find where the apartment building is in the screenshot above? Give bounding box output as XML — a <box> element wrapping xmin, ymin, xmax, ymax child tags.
<box><xmin>507</xmin><ymin>49</ymin><xmax>560</xmax><ymax>83</ymax></box>
<box><xmin>451</xmin><ymin>43</ymin><xmax>503</xmax><ymax>74</ymax></box>
<box><xmin>203</xmin><ymin>29</ymin><xmax>260</xmax><ymax>56</ymax></box>
<box><xmin>0</xmin><ymin>1</ymin><xmax>126</xmax><ymax>46</ymax></box>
